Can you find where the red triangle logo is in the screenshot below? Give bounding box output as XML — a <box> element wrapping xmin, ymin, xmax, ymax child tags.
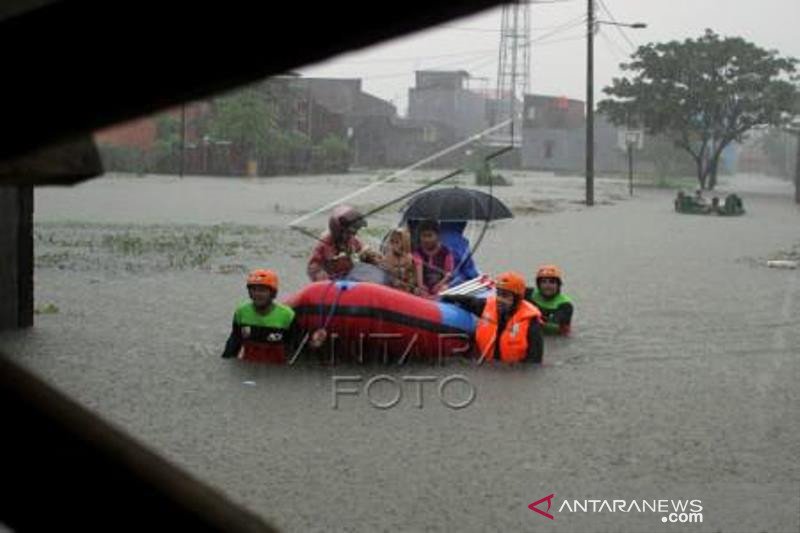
<box><xmin>528</xmin><ymin>493</ymin><xmax>555</xmax><ymax>520</ymax></box>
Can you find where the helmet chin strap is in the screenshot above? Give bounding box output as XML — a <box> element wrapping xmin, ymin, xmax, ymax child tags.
<box><xmin>537</xmin><ymin>280</ymin><xmax>561</xmax><ymax>299</ymax></box>
<box><xmin>497</xmin><ymin>296</ymin><xmax>517</xmax><ymax>318</ymax></box>
<box><xmin>253</xmin><ymin>298</ymin><xmax>274</xmax><ymax>314</ymax></box>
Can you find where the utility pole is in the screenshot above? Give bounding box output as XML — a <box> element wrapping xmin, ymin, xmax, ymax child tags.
<box><xmin>179</xmin><ymin>103</ymin><xmax>186</xmax><ymax>178</ymax></box>
<box><xmin>586</xmin><ymin>9</ymin><xmax>646</xmax><ymax>206</ymax></box>
<box><xmin>795</xmin><ymin>133</ymin><xmax>800</xmax><ymax>204</ymax></box>
<box><xmin>585</xmin><ymin>0</ymin><xmax>595</xmax><ymax>206</ymax></box>
<box><xmin>627</xmin><ymin>139</ymin><xmax>634</xmax><ymax>196</ymax></box>
<box><xmin>784</xmin><ymin>121</ymin><xmax>800</xmax><ymax>204</ymax></box>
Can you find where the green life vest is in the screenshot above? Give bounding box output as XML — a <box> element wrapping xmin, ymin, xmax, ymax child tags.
<box><xmin>234</xmin><ymin>300</ymin><xmax>295</xmax><ymax>329</ymax></box>
<box><xmin>527</xmin><ymin>290</ymin><xmax>573</xmax><ymax>334</ymax></box>
<box><xmin>234</xmin><ymin>301</ymin><xmax>295</xmax><ymax>362</ymax></box>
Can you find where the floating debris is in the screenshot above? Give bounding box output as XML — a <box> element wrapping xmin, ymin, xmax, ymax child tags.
<box><xmin>766</xmin><ymin>260</ymin><xmax>798</xmax><ymax>269</ymax></box>
<box><xmin>34</xmin><ymin>303</ymin><xmax>60</xmax><ymax>315</ymax></box>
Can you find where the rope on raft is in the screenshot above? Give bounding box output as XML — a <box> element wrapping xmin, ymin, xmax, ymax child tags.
<box><xmin>438</xmin><ymin>275</ymin><xmax>494</xmax><ymax>297</ymax></box>
<box><xmin>317</xmin><ymin>280</ymin><xmax>347</xmax><ymax>332</ymax></box>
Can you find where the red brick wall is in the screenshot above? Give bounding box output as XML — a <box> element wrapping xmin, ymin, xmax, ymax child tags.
<box><xmin>94</xmin><ymin>117</ymin><xmax>158</xmax><ymax>151</ymax></box>
<box><xmin>94</xmin><ymin>102</ymin><xmax>210</xmax><ymax>151</ymax></box>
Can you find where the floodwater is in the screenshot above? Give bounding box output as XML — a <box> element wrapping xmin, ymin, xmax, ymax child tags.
<box><xmin>1</xmin><ymin>171</ymin><xmax>799</xmax><ymax>532</ymax></box>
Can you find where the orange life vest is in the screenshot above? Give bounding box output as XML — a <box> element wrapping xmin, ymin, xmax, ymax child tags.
<box><xmin>475</xmin><ymin>295</ymin><xmax>541</xmax><ymax>363</ymax></box>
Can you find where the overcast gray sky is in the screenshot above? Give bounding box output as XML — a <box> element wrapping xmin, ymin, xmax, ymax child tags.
<box><xmin>299</xmin><ymin>0</ymin><xmax>800</xmax><ymax>116</ymax></box>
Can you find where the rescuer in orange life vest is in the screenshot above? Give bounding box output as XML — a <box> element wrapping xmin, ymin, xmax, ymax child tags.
<box><xmin>221</xmin><ymin>269</ymin><xmax>326</xmax><ymax>362</ymax></box>
<box><xmin>441</xmin><ymin>271</ymin><xmax>544</xmax><ymax>364</ymax></box>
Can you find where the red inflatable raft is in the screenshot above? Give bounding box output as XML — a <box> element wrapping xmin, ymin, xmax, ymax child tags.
<box><xmin>284</xmin><ymin>280</ymin><xmax>477</xmax><ymax>362</ymax></box>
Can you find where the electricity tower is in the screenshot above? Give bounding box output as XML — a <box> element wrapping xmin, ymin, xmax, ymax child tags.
<box><xmin>492</xmin><ymin>1</ymin><xmax>531</xmax><ymax>147</ymax></box>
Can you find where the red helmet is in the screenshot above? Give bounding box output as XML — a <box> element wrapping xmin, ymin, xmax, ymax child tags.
<box><xmin>246</xmin><ymin>269</ymin><xmax>278</xmax><ymax>292</ymax></box>
<box><xmin>329</xmin><ymin>205</ymin><xmax>367</xmax><ymax>241</ymax></box>
<box><xmin>495</xmin><ymin>271</ymin><xmax>526</xmax><ymax>298</ymax></box>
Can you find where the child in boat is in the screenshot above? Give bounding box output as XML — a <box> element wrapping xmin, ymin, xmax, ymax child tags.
<box><xmin>413</xmin><ymin>219</ymin><xmax>455</xmax><ymax>297</ymax></box>
<box><xmin>380</xmin><ymin>227</ymin><xmax>420</xmax><ymax>294</ymax></box>
<box><xmin>307</xmin><ymin>205</ymin><xmax>381</xmax><ymax>281</ymax></box>
<box><xmin>524</xmin><ymin>264</ymin><xmax>574</xmax><ymax>336</ymax></box>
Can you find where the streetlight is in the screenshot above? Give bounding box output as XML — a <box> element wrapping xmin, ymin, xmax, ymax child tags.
<box><xmin>597</xmin><ymin>21</ymin><xmax>646</xmax><ymax>29</ymax></box>
<box><xmin>586</xmin><ymin>0</ymin><xmax>646</xmax><ymax>206</ymax></box>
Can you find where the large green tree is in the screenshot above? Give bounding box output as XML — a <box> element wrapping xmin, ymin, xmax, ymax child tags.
<box><xmin>209</xmin><ymin>85</ymin><xmax>280</xmax><ymax>161</ymax></box>
<box><xmin>599</xmin><ymin>30</ymin><xmax>798</xmax><ymax>190</ymax></box>
<box><xmin>207</xmin><ymin>79</ymin><xmax>316</xmax><ymax>174</ymax></box>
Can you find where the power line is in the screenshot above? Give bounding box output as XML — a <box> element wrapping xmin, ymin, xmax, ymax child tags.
<box><xmin>441</xmin><ymin>20</ymin><xmax>588</xmax><ymax>33</ymax></box>
<box><xmin>358</xmin><ymin>52</ymin><xmax>498</xmax><ymax>80</ymax></box>
<box><xmin>436</xmin><ymin>25</ymin><xmax>503</xmax><ymax>33</ymax></box>
<box><xmin>312</xmin><ymin>12</ymin><xmax>585</xmax><ymax>74</ymax></box>
<box><xmin>353</xmin><ymin>16</ymin><xmax>589</xmax><ymax>83</ymax></box>
<box><xmin>363</xmin><ymin>33</ymin><xmax>586</xmax><ymax>83</ymax></box>
<box><xmin>462</xmin><ymin>55</ymin><xmax>499</xmax><ymax>72</ymax></box>
<box><xmin>438</xmin><ymin>13</ymin><xmax>586</xmax><ymax>37</ymax></box>
<box><xmin>598</xmin><ymin>28</ymin><xmax>627</xmax><ymax>61</ymax></box>
<box><xmin>530</xmin><ymin>13</ymin><xmax>587</xmax><ymax>43</ymax></box>
<box><xmin>330</xmin><ymin>48</ymin><xmax>498</xmax><ymax>65</ymax></box>
<box><xmin>596</xmin><ymin>0</ymin><xmax>638</xmax><ymax>51</ymax></box>
<box><xmin>552</xmin><ymin>16</ymin><xmax>589</xmax><ymax>32</ymax></box>
<box><xmin>536</xmin><ymin>33</ymin><xmax>586</xmax><ymax>46</ymax></box>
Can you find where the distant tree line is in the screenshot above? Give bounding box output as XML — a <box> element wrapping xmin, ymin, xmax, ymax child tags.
<box><xmin>99</xmin><ymin>80</ymin><xmax>351</xmax><ymax>176</ymax></box>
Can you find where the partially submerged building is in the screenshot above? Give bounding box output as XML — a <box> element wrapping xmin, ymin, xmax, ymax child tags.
<box><xmin>408</xmin><ymin>70</ymin><xmax>490</xmax><ymax>141</ymax></box>
<box><xmin>521</xmin><ymin>94</ymin><xmax>625</xmax><ymax>174</ymax></box>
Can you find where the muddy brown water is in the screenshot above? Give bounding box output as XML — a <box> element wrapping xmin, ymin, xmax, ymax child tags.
<box><xmin>2</xmin><ymin>172</ymin><xmax>799</xmax><ymax>532</ymax></box>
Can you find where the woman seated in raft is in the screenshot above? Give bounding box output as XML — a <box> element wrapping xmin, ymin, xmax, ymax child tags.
<box><xmin>307</xmin><ymin>205</ymin><xmax>382</xmax><ymax>281</ymax></box>
<box><xmin>524</xmin><ymin>264</ymin><xmax>574</xmax><ymax>336</ymax></box>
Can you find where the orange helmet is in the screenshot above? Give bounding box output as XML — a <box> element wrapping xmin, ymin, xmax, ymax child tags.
<box><xmin>494</xmin><ymin>271</ymin><xmax>527</xmax><ymax>298</ymax></box>
<box><xmin>536</xmin><ymin>264</ymin><xmax>563</xmax><ymax>283</ymax></box>
<box><xmin>246</xmin><ymin>269</ymin><xmax>278</xmax><ymax>292</ymax></box>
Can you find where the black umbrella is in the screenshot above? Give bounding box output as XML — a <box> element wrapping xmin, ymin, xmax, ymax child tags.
<box><xmin>401</xmin><ymin>187</ymin><xmax>514</xmax><ymax>222</ymax></box>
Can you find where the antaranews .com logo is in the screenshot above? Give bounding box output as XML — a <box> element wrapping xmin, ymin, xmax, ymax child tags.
<box><xmin>529</xmin><ymin>494</ymin><xmax>703</xmax><ymax>524</ymax></box>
